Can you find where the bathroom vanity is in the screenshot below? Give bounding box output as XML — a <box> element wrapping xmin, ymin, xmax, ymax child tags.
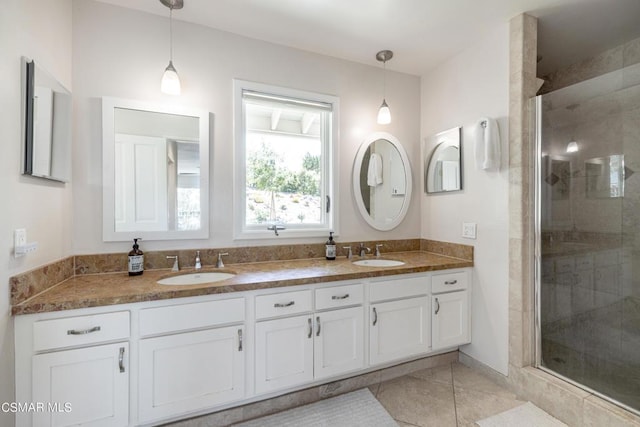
<box><xmin>13</xmin><ymin>253</ymin><xmax>471</xmax><ymax>426</ymax></box>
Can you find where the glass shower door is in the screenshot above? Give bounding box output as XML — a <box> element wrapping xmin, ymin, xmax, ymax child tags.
<box><xmin>535</xmin><ymin>62</ymin><xmax>640</xmax><ymax>414</ymax></box>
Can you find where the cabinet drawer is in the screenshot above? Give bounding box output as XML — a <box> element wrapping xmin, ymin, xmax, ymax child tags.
<box><xmin>315</xmin><ymin>283</ymin><xmax>363</xmax><ymax>310</ymax></box>
<box><xmin>432</xmin><ymin>271</ymin><xmax>468</xmax><ymax>294</ymax></box>
<box><xmin>140</xmin><ymin>298</ymin><xmax>244</xmax><ymax>337</ymax></box>
<box><xmin>256</xmin><ymin>290</ymin><xmax>312</xmax><ymax>320</ymax></box>
<box><xmin>33</xmin><ymin>311</ymin><xmax>130</xmax><ymax>352</ymax></box>
<box><xmin>369</xmin><ymin>275</ymin><xmax>429</xmax><ymax>302</ymax></box>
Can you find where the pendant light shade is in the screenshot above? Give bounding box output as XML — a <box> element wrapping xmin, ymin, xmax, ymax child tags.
<box><xmin>376</xmin><ymin>50</ymin><xmax>393</xmax><ymax>125</ymax></box>
<box><xmin>161</xmin><ymin>61</ymin><xmax>181</xmax><ymax>95</ymax></box>
<box><xmin>160</xmin><ymin>0</ymin><xmax>183</xmax><ymax>95</ymax></box>
<box><xmin>566</xmin><ymin>141</ymin><xmax>578</xmax><ymax>153</ymax></box>
<box><xmin>377</xmin><ymin>99</ymin><xmax>391</xmax><ymax>125</ymax></box>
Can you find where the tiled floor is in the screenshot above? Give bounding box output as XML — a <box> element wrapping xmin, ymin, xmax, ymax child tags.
<box><xmin>369</xmin><ymin>361</ymin><xmax>526</xmax><ymax>427</ymax></box>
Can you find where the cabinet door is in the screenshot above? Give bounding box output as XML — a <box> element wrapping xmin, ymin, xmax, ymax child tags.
<box><xmin>32</xmin><ymin>342</ymin><xmax>129</xmax><ymax>427</ymax></box>
<box><xmin>138</xmin><ymin>326</ymin><xmax>245</xmax><ymax>423</ymax></box>
<box><xmin>314</xmin><ymin>306</ymin><xmax>364</xmax><ymax>380</ymax></box>
<box><xmin>255</xmin><ymin>315</ymin><xmax>313</xmax><ymax>394</ymax></box>
<box><xmin>369</xmin><ymin>297</ymin><xmax>430</xmax><ymax>366</ymax></box>
<box><xmin>432</xmin><ymin>291</ymin><xmax>470</xmax><ymax>350</ymax></box>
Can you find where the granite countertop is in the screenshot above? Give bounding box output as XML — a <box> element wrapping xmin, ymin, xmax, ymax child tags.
<box><xmin>12</xmin><ymin>251</ymin><xmax>472</xmax><ymax>315</ymax></box>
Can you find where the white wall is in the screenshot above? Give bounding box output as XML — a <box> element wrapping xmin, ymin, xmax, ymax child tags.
<box><xmin>72</xmin><ymin>0</ymin><xmax>421</xmax><ymax>254</ymax></box>
<box><xmin>0</xmin><ymin>0</ymin><xmax>73</xmax><ymax>422</ymax></box>
<box><xmin>421</xmin><ymin>25</ymin><xmax>510</xmax><ymax>375</ymax></box>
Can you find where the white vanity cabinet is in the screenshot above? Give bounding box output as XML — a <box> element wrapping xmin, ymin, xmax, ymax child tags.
<box><xmin>369</xmin><ymin>275</ymin><xmax>430</xmax><ymax>365</ymax></box>
<box><xmin>431</xmin><ymin>270</ymin><xmax>471</xmax><ymax>350</ymax></box>
<box><xmin>137</xmin><ymin>298</ymin><xmax>245</xmax><ymax>424</ymax></box>
<box><xmin>254</xmin><ymin>284</ymin><xmax>365</xmax><ymax>394</ymax></box>
<box><xmin>29</xmin><ymin>311</ymin><xmax>130</xmax><ymax>427</ymax></box>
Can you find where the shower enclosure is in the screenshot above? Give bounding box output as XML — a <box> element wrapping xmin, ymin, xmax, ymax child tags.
<box><xmin>534</xmin><ymin>62</ymin><xmax>640</xmax><ymax>414</ymax></box>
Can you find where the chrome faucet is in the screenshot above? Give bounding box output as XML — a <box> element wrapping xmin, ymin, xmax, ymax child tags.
<box><xmin>216</xmin><ymin>252</ymin><xmax>229</xmax><ymax>268</ymax></box>
<box><xmin>358</xmin><ymin>243</ymin><xmax>371</xmax><ymax>257</ymax></box>
<box><xmin>375</xmin><ymin>244</ymin><xmax>384</xmax><ymax>257</ymax></box>
<box><xmin>195</xmin><ymin>251</ymin><xmax>202</xmax><ymax>270</ymax></box>
<box><xmin>166</xmin><ymin>255</ymin><xmax>179</xmax><ymax>272</ymax></box>
<box><xmin>343</xmin><ymin>246</ymin><xmax>353</xmax><ymax>259</ymax></box>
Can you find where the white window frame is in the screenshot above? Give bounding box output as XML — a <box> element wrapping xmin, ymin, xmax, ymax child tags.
<box><xmin>233</xmin><ymin>79</ymin><xmax>339</xmax><ymax>240</ymax></box>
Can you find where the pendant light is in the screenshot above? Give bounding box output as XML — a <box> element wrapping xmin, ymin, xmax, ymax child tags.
<box><xmin>376</xmin><ymin>50</ymin><xmax>393</xmax><ymax>125</ymax></box>
<box><xmin>160</xmin><ymin>0</ymin><xmax>183</xmax><ymax>95</ymax></box>
<box><xmin>566</xmin><ymin>140</ymin><xmax>578</xmax><ymax>153</ymax></box>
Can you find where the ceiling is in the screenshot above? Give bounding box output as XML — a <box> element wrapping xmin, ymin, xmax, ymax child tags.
<box><xmin>97</xmin><ymin>0</ymin><xmax>640</xmax><ymax>76</ymax></box>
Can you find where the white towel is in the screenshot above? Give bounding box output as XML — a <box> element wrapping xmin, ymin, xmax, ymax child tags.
<box><xmin>475</xmin><ymin>117</ymin><xmax>501</xmax><ymax>170</ymax></box>
<box><xmin>367</xmin><ymin>153</ymin><xmax>383</xmax><ymax>186</ymax></box>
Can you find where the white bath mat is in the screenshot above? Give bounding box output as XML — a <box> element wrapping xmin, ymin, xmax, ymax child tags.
<box><xmin>233</xmin><ymin>388</ymin><xmax>397</xmax><ymax>427</ymax></box>
<box><xmin>476</xmin><ymin>402</ymin><xmax>567</xmax><ymax>427</ymax></box>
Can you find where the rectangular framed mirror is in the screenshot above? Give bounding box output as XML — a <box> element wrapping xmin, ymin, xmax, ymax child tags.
<box><xmin>102</xmin><ymin>97</ymin><xmax>210</xmax><ymax>241</ymax></box>
<box><xmin>22</xmin><ymin>57</ymin><xmax>72</xmax><ymax>182</ymax></box>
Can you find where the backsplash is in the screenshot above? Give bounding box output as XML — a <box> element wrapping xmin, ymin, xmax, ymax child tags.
<box><xmin>10</xmin><ymin>239</ymin><xmax>473</xmax><ymax>307</ymax></box>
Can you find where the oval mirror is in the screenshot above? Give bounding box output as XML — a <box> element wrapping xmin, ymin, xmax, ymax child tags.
<box><xmin>353</xmin><ymin>132</ymin><xmax>412</xmax><ymax>231</ymax></box>
<box><xmin>425</xmin><ymin>127</ymin><xmax>462</xmax><ymax>193</ymax></box>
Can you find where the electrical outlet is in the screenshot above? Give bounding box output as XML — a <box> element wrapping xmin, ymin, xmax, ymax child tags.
<box><xmin>15</xmin><ymin>229</ymin><xmax>27</xmax><ymax>247</ymax></box>
<box><xmin>462</xmin><ymin>222</ymin><xmax>477</xmax><ymax>239</ymax></box>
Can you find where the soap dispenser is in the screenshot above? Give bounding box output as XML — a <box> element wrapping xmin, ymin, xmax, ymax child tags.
<box><xmin>325</xmin><ymin>232</ymin><xmax>336</xmax><ymax>260</ymax></box>
<box><xmin>128</xmin><ymin>238</ymin><xmax>144</xmax><ymax>276</ymax></box>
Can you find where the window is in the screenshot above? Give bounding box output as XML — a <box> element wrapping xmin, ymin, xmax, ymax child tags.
<box><xmin>234</xmin><ymin>80</ymin><xmax>338</xmax><ymax>239</ymax></box>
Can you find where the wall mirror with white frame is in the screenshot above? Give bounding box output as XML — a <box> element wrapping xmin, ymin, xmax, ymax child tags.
<box><xmin>352</xmin><ymin>132</ymin><xmax>412</xmax><ymax>231</ymax></box>
<box><xmin>102</xmin><ymin>97</ymin><xmax>210</xmax><ymax>241</ymax></box>
<box><xmin>425</xmin><ymin>126</ymin><xmax>462</xmax><ymax>194</ymax></box>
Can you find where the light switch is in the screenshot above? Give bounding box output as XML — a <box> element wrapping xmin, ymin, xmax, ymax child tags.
<box><xmin>462</xmin><ymin>222</ymin><xmax>477</xmax><ymax>239</ymax></box>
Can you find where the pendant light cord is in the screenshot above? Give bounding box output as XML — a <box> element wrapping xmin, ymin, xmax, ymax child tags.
<box><xmin>169</xmin><ymin>8</ymin><xmax>174</xmax><ymax>62</ymax></box>
<box><xmin>383</xmin><ymin>59</ymin><xmax>386</xmax><ymax>99</ymax></box>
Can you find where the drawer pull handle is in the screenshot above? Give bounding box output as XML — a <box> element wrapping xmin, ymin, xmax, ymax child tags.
<box><xmin>331</xmin><ymin>294</ymin><xmax>350</xmax><ymax>300</ymax></box>
<box><xmin>372</xmin><ymin>307</ymin><xmax>378</xmax><ymax>326</ymax></box>
<box><xmin>274</xmin><ymin>301</ymin><xmax>295</xmax><ymax>308</ymax></box>
<box><xmin>444</xmin><ymin>280</ymin><xmax>458</xmax><ymax>285</ymax></box>
<box><xmin>67</xmin><ymin>326</ymin><xmax>101</xmax><ymax>335</ymax></box>
<box><xmin>435</xmin><ymin>298</ymin><xmax>440</xmax><ymax>315</ymax></box>
<box><xmin>238</xmin><ymin>329</ymin><xmax>243</xmax><ymax>352</ymax></box>
<box><xmin>307</xmin><ymin>318</ymin><xmax>313</xmax><ymax>339</ymax></box>
<box><xmin>118</xmin><ymin>347</ymin><xmax>125</xmax><ymax>373</ymax></box>
<box><xmin>316</xmin><ymin>316</ymin><xmax>321</xmax><ymax>337</ymax></box>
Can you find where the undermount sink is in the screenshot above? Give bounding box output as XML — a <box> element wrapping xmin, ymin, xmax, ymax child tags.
<box><xmin>157</xmin><ymin>272</ymin><xmax>236</xmax><ymax>286</ymax></box>
<box><xmin>352</xmin><ymin>259</ymin><xmax>405</xmax><ymax>267</ymax></box>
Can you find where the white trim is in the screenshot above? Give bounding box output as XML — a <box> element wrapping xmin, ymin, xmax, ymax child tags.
<box><xmin>233</xmin><ymin>80</ymin><xmax>339</xmax><ymax>240</ymax></box>
<box><xmin>102</xmin><ymin>97</ymin><xmax>210</xmax><ymax>242</ymax></box>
